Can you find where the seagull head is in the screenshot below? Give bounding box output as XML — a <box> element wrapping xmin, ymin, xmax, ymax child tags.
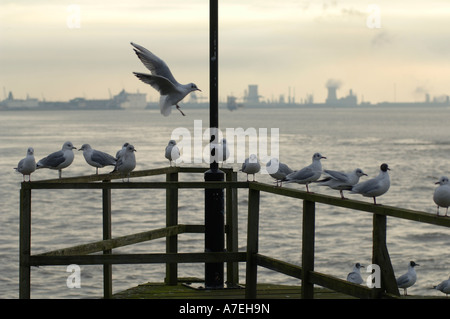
<box><xmin>63</xmin><ymin>141</ymin><xmax>77</xmax><ymax>151</ymax></box>
<box><xmin>79</xmin><ymin>144</ymin><xmax>91</xmax><ymax>152</ymax></box>
<box><xmin>436</xmin><ymin>176</ymin><xmax>449</xmax><ymax>185</ymax></box>
<box><xmin>312</xmin><ymin>153</ymin><xmax>326</xmax><ymax>161</ymax></box>
<box><xmin>189</xmin><ymin>83</ymin><xmax>201</xmax><ymax>92</ymax></box>
<box><xmin>126</xmin><ymin>144</ymin><xmax>136</xmax><ymax>152</ymax></box>
<box><xmin>355</xmin><ymin>168</ymin><xmax>368</xmax><ymax>177</ymax></box>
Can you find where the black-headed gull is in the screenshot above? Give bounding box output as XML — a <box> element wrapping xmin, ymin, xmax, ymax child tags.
<box><xmin>131</xmin><ymin>42</ymin><xmax>201</xmax><ymax>117</ymax></box>
<box><xmin>266</xmin><ymin>158</ymin><xmax>294</xmax><ymax>186</ymax></box>
<box><xmin>15</xmin><ymin>147</ymin><xmax>36</xmax><ymax>182</ymax></box>
<box><xmin>165</xmin><ymin>140</ymin><xmax>180</xmax><ymax>167</ymax></box>
<box><xmin>283</xmin><ymin>152</ymin><xmax>326</xmax><ymax>192</ymax></box>
<box><xmin>316</xmin><ymin>168</ymin><xmax>367</xmax><ymax>199</ymax></box>
<box><xmin>433</xmin><ymin>176</ymin><xmax>450</xmax><ymax>217</ymax></box>
<box><xmin>350</xmin><ymin>163</ymin><xmax>390</xmax><ymax>204</ymax></box>
<box><xmin>396</xmin><ymin>261</ymin><xmax>419</xmax><ymax>296</ymax></box>
<box><xmin>346</xmin><ymin>263</ymin><xmax>364</xmax><ymax>284</ymax></box>
<box><xmin>79</xmin><ymin>144</ymin><xmax>117</xmax><ymax>175</ymax></box>
<box><xmin>240</xmin><ymin>154</ymin><xmax>261</xmax><ymax>181</ymax></box>
<box><xmin>433</xmin><ymin>276</ymin><xmax>450</xmax><ymax>297</ymax></box>
<box><xmin>36</xmin><ymin>141</ymin><xmax>76</xmax><ymax>179</ymax></box>
<box><xmin>116</xmin><ymin>142</ymin><xmax>129</xmax><ymax>159</ymax></box>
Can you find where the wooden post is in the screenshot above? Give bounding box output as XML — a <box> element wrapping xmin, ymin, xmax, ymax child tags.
<box><xmin>165</xmin><ymin>172</ymin><xmax>178</xmax><ymax>285</ymax></box>
<box><xmin>245</xmin><ymin>188</ymin><xmax>260</xmax><ymax>298</ymax></box>
<box><xmin>19</xmin><ymin>186</ymin><xmax>32</xmax><ymax>299</ymax></box>
<box><xmin>301</xmin><ymin>200</ymin><xmax>315</xmax><ymax>299</ymax></box>
<box><xmin>226</xmin><ymin>171</ymin><xmax>239</xmax><ymax>287</ymax></box>
<box><xmin>372</xmin><ymin>214</ymin><xmax>400</xmax><ymax>297</ymax></box>
<box><xmin>102</xmin><ymin>180</ymin><xmax>112</xmax><ymax>298</ymax></box>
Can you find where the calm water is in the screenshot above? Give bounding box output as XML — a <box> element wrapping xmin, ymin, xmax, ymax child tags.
<box><xmin>1</xmin><ymin>105</ymin><xmax>449</xmax><ymax>298</ymax></box>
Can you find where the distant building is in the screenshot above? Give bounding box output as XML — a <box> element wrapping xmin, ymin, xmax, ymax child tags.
<box><xmin>113</xmin><ymin>89</ymin><xmax>147</xmax><ymax>109</ymax></box>
<box><xmin>244</xmin><ymin>85</ymin><xmax>261</xmax><ymax>104</ymax></box>
<box><xmin>0</xmin><ymin>92</ymin><xmax>39</xmax><ymax>108</ymax></box>
<box><xmin>325</xmin><ymin>87</ymin><xmax>357</xmax><ymax>107</ymax></box>
<box><xmin>0</xmin><ymin>89</ymin><xmax>147</xmax><ymax>110</ymax></box>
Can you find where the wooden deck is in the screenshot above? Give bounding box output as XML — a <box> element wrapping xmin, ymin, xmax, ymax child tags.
<box><xmin>111</xmin><ymin>280</ymin><xmax>444</xmax><ymax>299</ymax></box>
<box><xmin>111</xmin><ymin>279</ymin><xmax>353</xmax><ymax>299</ymax></box>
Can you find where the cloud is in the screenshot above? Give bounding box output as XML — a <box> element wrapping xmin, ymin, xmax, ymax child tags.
<box><xmin>325</xmin><ymin>79</ymin><xmax>342</xmax><ymax>89</ymax></box>
<box><xmin>371</xmin><ymin>30</ymin><xmax>392</xmax><ymax>48</ymax></box>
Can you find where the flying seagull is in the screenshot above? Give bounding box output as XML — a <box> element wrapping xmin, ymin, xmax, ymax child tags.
<box><xmin>131</xmin><ymin>42</ymin><xmax>201</xmax><ymax>117</ymax></box>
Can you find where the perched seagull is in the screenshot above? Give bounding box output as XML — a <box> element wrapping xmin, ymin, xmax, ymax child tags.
<box><xmin>346</xmin><ymin>263</ymin><xmax>365</xmax><ymax>284</ymax></box>
<box><xmin>116</xmin><ymin>142</ymin><xmax>129</xmax><ymax>159</ymax></box>
<box><xmin>79</xmin><ymin>144</ymin><xmax>117</xmax><ymax>175</ymax></box>
<box><xmin>316</xmin><ymin>168</ymin><xmax>367</xmax><ymax>199</ymax></box>
<box><xmin>283</xmin><ymin>152</ymin><xmax>326</xmax><ymax>192</ymax></box>
<box><xmin>240</xmin><ymin>154</ymin><xmax>261</xmax><ymax>181</ymax></box>
<box><xmin>396</xmin><ymin>261</ymin><xmax>419</xmax><ymax>296</ymax></box>
<box><xmin>131</xmin><ymin>42</ymin><xmax>201</xmax><ymax>117</ymax></box>
<box><xmin>433</xmin><ymin>176</ymin><xmax>450</xmax><ymax>217</ymax></box>
<box><xmin>165</xmin><ymin>140</ymin><xmax>180</xmax><ymax>167</ymax></box>
<box><xmin>14</xmin><ymin>147</ymin><xmax>36</xmax><ymax>182</ymax></box>
<box><xmin>433</xmin><ymin>276</ymin><xmax>450</xmax><ymax>297</ymax></box>
<box><xmin>112</xmin><ymin>144</ymin><xmax>136</xmax><ymax>181</ymax></box>
<box><xmin>266</xmin><ymin>158</ymin><xmax>294</xmax><ymax>186</ymax></box>
<box><xmin>36</xmin><ymin>141</ymin><xmax>76</xmax><ymax>179</ymax></box>
<box><xmin>350</xmin><ymin>163</ymin><xmax>390</xmax><ymax>205</ymax></box>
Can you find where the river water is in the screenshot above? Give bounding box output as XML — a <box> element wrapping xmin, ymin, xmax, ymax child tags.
<box><xmin>0</xmin><ymin>105</ymin><xmax>449</xmax><ymax>298</ymax></box>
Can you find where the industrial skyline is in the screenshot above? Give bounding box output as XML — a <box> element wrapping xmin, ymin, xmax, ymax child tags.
<box><xmin>1</xmin><ymin>1</ymin><xmax>450</xmax><ymax>105</ymax></box>
<box><xmin>2</xmin><ymin>79</ymin><xmax>449</xmax><ymax>111</ymax></box>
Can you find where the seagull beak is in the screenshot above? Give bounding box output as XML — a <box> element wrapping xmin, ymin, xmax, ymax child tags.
<box><xmin>321</xmin><ymin>156</ymin><xmax>327</xmax><ymax>159</ymax></box>
<box><xmin>197</xmin><ymin>88</ymin><xmax>202</xmax><ymax>92</ymax></box>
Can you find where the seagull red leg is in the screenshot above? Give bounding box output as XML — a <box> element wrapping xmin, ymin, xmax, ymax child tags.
<box><xmin>176</xmin><ymin>104</ymin><xmax>186</xmax><ymax>116</ymax></box>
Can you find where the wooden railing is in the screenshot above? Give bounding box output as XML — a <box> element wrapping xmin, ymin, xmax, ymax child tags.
<box><xmin>19</xmin><ymin>167</ymin><xmax>450</xmax><ymax>299</ymax></box>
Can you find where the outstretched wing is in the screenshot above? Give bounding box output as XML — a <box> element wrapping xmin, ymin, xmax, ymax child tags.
<box><xmin>131</xmin><ymin>42</ymin><xmax>178</xmax><ymax>85</ymax></box>
<box><xmin>133</xmin><ymin>72</ymin><xmax>177</xmax><ymax>95</ymax></box>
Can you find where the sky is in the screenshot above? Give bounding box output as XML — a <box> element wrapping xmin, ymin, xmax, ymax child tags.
<box><xmin>1</xmin><ymin>0</ymin><xmax>450</xmax><ymax>104</ymax></box>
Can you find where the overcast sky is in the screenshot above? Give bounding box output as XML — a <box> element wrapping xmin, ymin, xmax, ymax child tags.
<box><xmin>1</xmin><ymin>0</ymin><xmax>449</xmax><ymax>104</ymax></box>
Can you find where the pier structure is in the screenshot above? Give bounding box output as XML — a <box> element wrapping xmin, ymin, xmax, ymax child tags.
<box><xmin>19</xmin><ymin>166</ymin><xmax>450</xmax><ymax>299</ymax></box>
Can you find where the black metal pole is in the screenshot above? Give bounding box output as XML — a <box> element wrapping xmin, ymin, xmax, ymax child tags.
<box><xmin>204</xmin><ymin>0</ymin><xmax>224</xmax><ymax>288</ymax></box>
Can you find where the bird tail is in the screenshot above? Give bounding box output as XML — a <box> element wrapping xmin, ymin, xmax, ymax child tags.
<box><xmin>160</xmin><ymin>95</ymin><xmax>172</xmax><ymax>117</ymax></box>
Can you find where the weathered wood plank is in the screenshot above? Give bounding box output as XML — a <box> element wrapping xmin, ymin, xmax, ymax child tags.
<box><xmin>301</xmin><ymin>200</ymin><xmax>315</xmax><ymax>299</ymax></box>
<box><xmin>29</xmin><ymin>252</ymin><xmax>247</xmax><ymax>266</ymax></box>
<box><xmin>245</xmin><ymin>188</ymin><xmax>260</xmax><ymax>299</ymax></box>
<box><xmin>166</xmin><ymin>172</ymin><xmax>179</xmax><ymax>285</ymax></box>
<box><xmin>309</xmin><ymin>271</ymin><xmax>379</xmax><ymax>299</ymax></box>
<box><xmin>36</xmin><ymin>225</ymin><xmax>196</xmax><ymax>256</ymax></box>
<box><xmin>249</xmin><ymin>182</ymin><xmax>450</xmax><ymax>228</ymax></box>
<box><xmin>22</xmin><ymin>181</ymin><xmax>249</xmax><ymax>191</ymax></box>
<box><xmin>256</xmin><ymin>254</ymin><xmax>302</xmax><ymax>279</ymax></box>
